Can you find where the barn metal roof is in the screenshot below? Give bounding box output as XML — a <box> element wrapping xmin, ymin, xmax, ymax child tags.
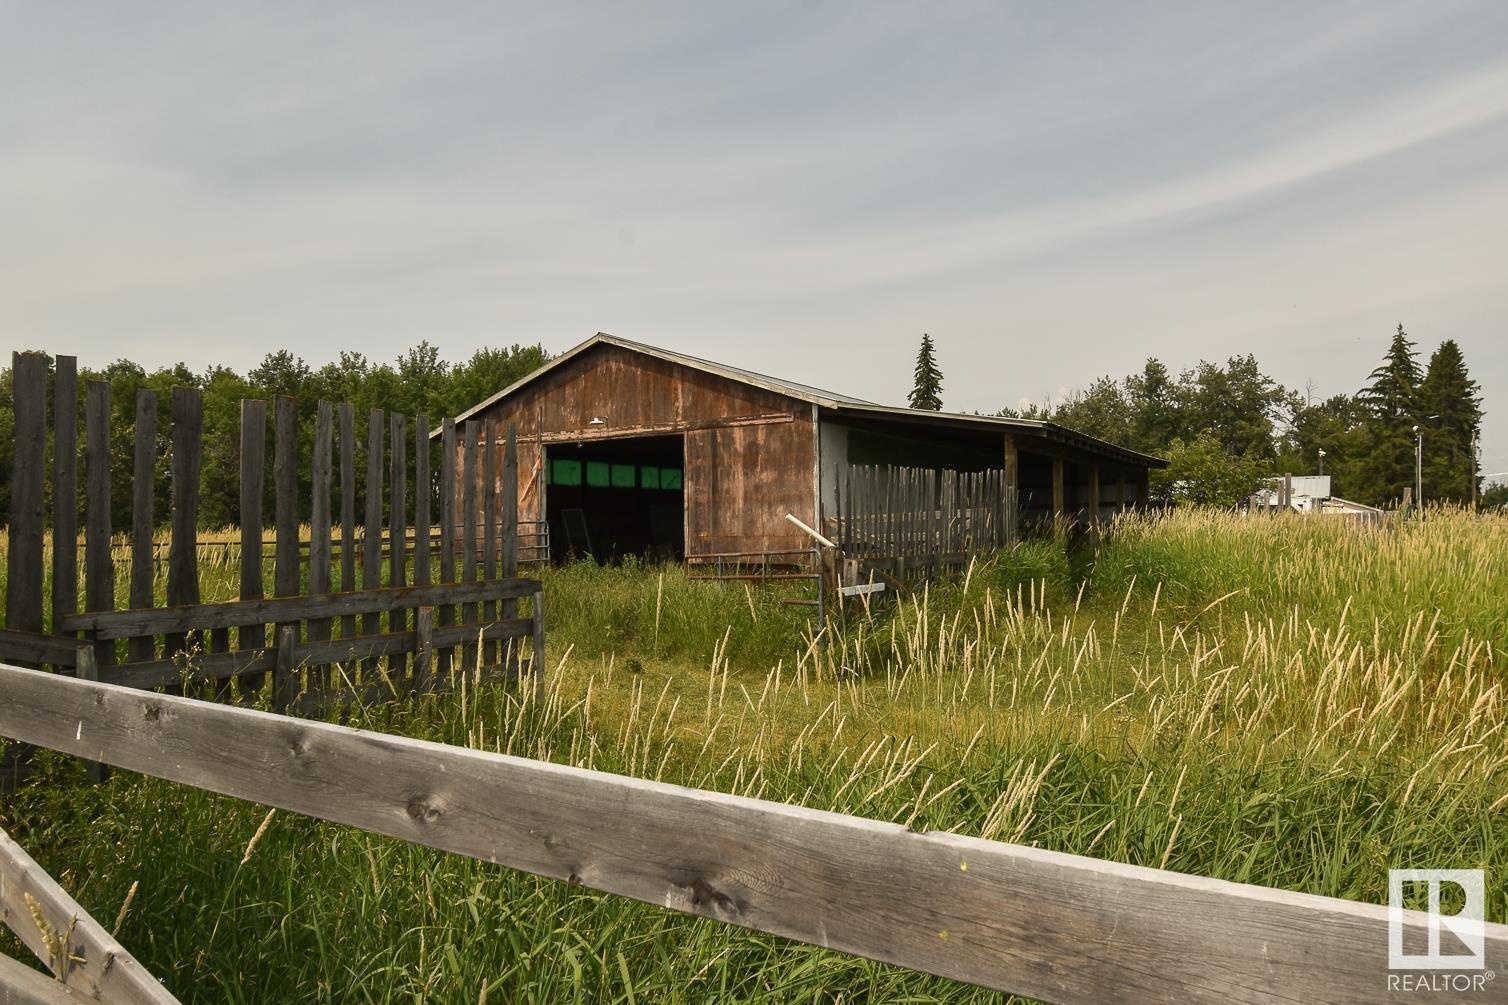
<box><xmin>446</xmin><ymin>332</ymin><xmax>1166</xmax><ymax>468</ymax></box>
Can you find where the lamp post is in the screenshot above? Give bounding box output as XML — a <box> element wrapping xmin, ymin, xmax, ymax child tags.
<box><xmin>1471</xmin><ymin>427</ymin><xmax>1480</xmax><ymax>510</ymax></box>
<box><xmin>1413</xmin><ymin>425</ymin><xmax>1422</xmax><ymax>509</ymax></box>
<box><xmin>1317</xmin><ymin>448</ymin><xmax>1326</xmax><ymax>477</ymax></box>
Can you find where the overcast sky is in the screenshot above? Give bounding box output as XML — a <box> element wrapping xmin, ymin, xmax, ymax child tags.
<box><xmin>4</xmin><ymin>3</ymin><xmax>1506</xmax><ymax>477</ymax></box>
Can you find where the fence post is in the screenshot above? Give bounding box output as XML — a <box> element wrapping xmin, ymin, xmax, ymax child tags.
<box><xmin>165</xmin><ymin>387</ymin><xmax>204</xmax><ymax>662</ymax></box>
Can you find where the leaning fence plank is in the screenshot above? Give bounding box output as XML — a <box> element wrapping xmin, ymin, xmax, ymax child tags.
<box><xmin>129</xmin><ymin>390</ymin><xmax>158</xmax><ymax>663</ymax></box>
<box><xmin>362</xmin><ymin>409</ymin><xmax>384</xmax><ymax>673</ymax></box>
<box><xmin>0</xmin><ymin>818</ymin><xmax>180</xmax><ymax>1003</ymax></box>
<box><xmin>5</xmin><ymin>353</ymin><xmax>46</xmax><ymax>639</ymax></box>
<box><xmin>83</xmin><ymin>380</ymin><xmax>114</xmax><ymax>667</ymax></box>
<box><xmin>50</xmin><ymin>356</ymin><xmax>79</xmax><ymax>640</ymax></box>
<box><xmin>165</xmin><ymin>387</ymin><xmax>203</xmax><ymax>660</ymax></box>
<box><xmin>238</xmin><ymin>400</ymin><xmax>267</xmax><ymax>655</ymax></box>
<box><xmin>308</xmin><ymin>401</ymin><xmax>334</xmax><ymax>647</ymax></box>
<box><xmin>2</xmin><ymin>661</ymin><xmax>1493</xmax><ymax>1005</ymax></box>
<box><xmin>437</xmin><ymin>418</ymin><xmax>457</xmax><ymax>676</ymax></box>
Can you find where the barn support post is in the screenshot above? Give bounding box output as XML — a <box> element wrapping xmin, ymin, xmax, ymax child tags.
<box><xmin>1088</xmin><ymin>465</ymin><xmax>1101</xmax><ymax>529</ymax></box>
<box><xmin>1051</xmin><ymin>458</ymin><xmax>1065</xmax><ymax>521</ymax></box>
<box><xmin>1117</xmin><ymin>475</ymin><xmax>1127</xmax><ymax>516</ymax></box>
<box><xmin>1002</xmin><ymin>434</ymin><xmax>1019</xmax><ymax>544</ymax></box>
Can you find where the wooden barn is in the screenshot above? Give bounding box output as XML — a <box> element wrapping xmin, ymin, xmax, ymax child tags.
<box><xmin>447</xmin><ymin>334</ymin><xmax>1166</xmax><ymax>564</ymax></box>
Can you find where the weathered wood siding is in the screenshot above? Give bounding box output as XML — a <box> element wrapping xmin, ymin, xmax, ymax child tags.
<box><xmin>466</xmin><ymin>344</ymin><xmax>816</xmax><ymax>557</ymax></box>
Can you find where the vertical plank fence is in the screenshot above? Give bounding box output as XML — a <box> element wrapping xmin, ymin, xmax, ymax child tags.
<box><xmin>0</xmin><ymin>354</ymin><xmax>545</xmax><ymax>729</ymax></box>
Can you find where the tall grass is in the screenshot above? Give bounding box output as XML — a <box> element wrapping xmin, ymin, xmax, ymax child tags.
<box><xmin>1</xmin><ymin>507</ymin><xmax>1505</xmax><ymax>1002</ymax></box>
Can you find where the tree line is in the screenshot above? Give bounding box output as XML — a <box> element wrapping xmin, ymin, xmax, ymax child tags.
<box><xmin>0</xmin><ymin>343</ymin><xmax>549</xmax><ymax>533</ymax></box>
<box><xmin>911</xmin><ymin>326</ymin><xmax>1486</xmax><ymax>509</ymax></box>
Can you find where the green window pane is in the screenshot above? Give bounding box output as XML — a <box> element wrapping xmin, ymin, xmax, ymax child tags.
<box><xmin>611</xmin><ymin>463</ymin><xmax>636</xmax><ymax>488</ymax></box>
<box><xmin>660</xmin><ymin>467</ymin><xmax>682</xmax><ymax>490</ymax></box>
<box><xmin>586</xmin><ymin>461</ymin><xmax>610</xmax><ymax>487</ymax></box>
<box><xmin>640</xmin><ymin>465</ymin><xmax>660</xmax><ymax>489</ymax></box>
<box><xmin>552</xmin><ymin>458</ymin><xmax>582</xmax><ymax>486</ymax></box>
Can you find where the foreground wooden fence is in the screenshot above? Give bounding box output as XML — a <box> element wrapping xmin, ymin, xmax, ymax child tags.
<box><xmin>1</xmin><ymin>662</ymin><xmax>1502</xmax><ymax>1004</ymax></box>
<box><xmin>1</xmin><ymin>352</ymin><xmax>542</xmax><ymax>702</ymax></box>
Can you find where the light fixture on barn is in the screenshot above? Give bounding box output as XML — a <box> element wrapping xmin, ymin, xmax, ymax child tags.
<box><xmin>589</xmin><ymin>416</ymin><xmax>606</xmax><ymax>426</ymax></box>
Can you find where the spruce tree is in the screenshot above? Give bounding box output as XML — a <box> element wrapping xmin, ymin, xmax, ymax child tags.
<box><xmin>909</xmin><ymin>333</ymin><xmax>944</xmax><ymax>411</ymax></box>
<box><xmin>1357</xmin><ymin>324</ymin><xmax>1422</xmax><ymax>505</ymax></box>
<box><xmin>1418</xmin><ymin>339</ymin><xmax>1482</xmax><ymax>502</ymax></box>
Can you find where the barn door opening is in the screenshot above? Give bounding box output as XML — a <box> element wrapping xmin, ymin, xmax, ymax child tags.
<box><xmin>543</xmin><ymin>434</ymin><xmax>685</xmax><ymax>563</ymax></box>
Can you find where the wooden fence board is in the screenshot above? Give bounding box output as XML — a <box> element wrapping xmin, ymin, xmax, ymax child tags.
<box><xmin>437</xmin><ymin>418</ymin><xmax>457</xmax><ymax>675</ymax></box>
<box><xmin>389</xmin><ymin>413</ymin><xmax>408</xmax><ymax>679</ymax></box>
<box><xmin>413</xmin><ymin>416</ymin><xmax>431</xmax><ymax>591</ymax></box>
<box><xmin>238</xmin><ymin>400</ymin><xmax>267</xmax><ymax>655</ymax></box>
<box><xmin>308</xmin><ymin>402</ymin><xmax>334</xmax><ymax>645</ymax></box>
<box><xmin>362</xmin><ymin>408</ymin><xmax>384</xmax><ymax>673</ymax></box>
<box><xmin>461</xmin><ymin>421</ymin><xmax>479</xmax><ymax>673</ymax></box>
<box><xmin>83</xmin><ymin>380</ymin><xmax>114</xmax><ymax>667</ymax></box>
<box><xmin>0</xmin><ymin>820</ymin><xmax>180</xmax><ymax>1004</ymax></box>
<box><xmin>483</xmin><ymin>416</ymin><xmax>498</xmax><ymax>666</ymax></box>
<box><xmin>50</xmin><ymin>356</ymin><xmax>79</xmax><ymax>638</ymax></box>
<box><xmin>3</xmin><ymin>662</ymin><xmax>1495</xmax><ymax>1005</ymax></box>
<box><xmin>165</xmin><ymin>387</ymin><xmax>203</xmax><ymax>658</ymax></box>
<box><xmin>502</xmin><ymin>424</ymin><xmax>519</xmax><ymax>670</ymax></box>
<box><xmin>338</xmin><ymin>403</ymin><xmax>356</xmax><ymax>621</ymax></box>
<box><xmin>5</xmin><ymin>353</ymin><xmax>47</xmax><ymax>638</ymax></box>
<box><xmin>273</xmin><ymin>394</ymin><xmax>299</xmax><ymax>604</ymax></box>
<box><xmin>129</xmin><ymin>390</ymin><xmax>158</xmax><ymax>663</ymax></box>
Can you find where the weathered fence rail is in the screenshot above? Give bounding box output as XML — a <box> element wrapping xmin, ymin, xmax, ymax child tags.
<box><xmin>2</xmin><ymin>662</ymin><xmax>1503</xmax><ymax>1003</ymax></box>
<box><xmin>0</xmin><ymin>821</ymin><xmax>178</xmax><ymax>1003</ymax></box>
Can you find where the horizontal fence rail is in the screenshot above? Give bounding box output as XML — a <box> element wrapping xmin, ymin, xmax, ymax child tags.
<box><xmin>1</xmin><ymin>662</ymin><xmax>1501</xmax><ymax>1005</ymax></box>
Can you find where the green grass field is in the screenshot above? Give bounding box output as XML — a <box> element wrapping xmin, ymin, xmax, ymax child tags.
<box><xmin>2</xmin><ymin>508</ymin><xmax>1505</xmax><ymax>1002</ymax></box>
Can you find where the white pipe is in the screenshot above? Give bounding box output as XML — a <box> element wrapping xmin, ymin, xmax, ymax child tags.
<box><xmin>784</xmin><ymin>512</ymin><xmax>836</xmax><ymax>549</ymax></box>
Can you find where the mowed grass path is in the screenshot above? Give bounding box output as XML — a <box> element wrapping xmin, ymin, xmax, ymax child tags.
<box><xmin>2</xmin><ymin>508</ymin><xmax>1505</xmax><ymax>1002</ymax></box>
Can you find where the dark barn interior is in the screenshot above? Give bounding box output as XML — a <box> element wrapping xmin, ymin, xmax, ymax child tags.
<box><xmin>544</xmin><ymin>434</ymin><xmax>685</xmax><ymax>562</ymax></box>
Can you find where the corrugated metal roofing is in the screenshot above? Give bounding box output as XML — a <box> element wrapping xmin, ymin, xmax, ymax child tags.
<box><xmin>446</xmin><ymin>332</ymin><xmax>1167</xmax><ymax>467</ymax></box>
